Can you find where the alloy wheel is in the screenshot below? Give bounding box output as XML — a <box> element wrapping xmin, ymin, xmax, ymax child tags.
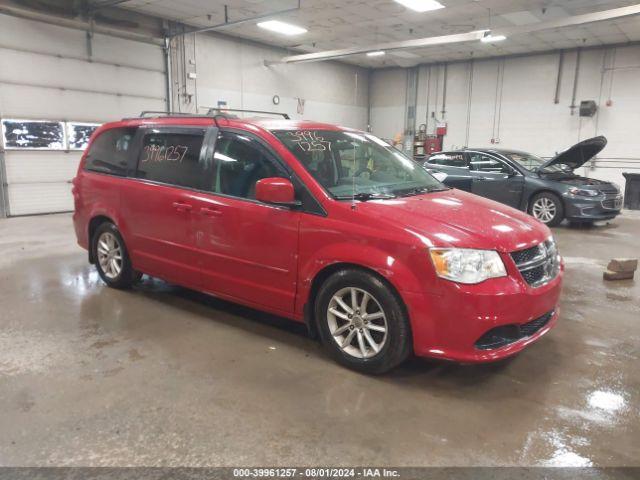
<box><xmin>96</xmin><ymin>231</ymin><xmax>123</xmax><ymax>279</ymax></box>
<box><xmin>532</xmin><ymin>197</ymin><xmax>557</xmax><ymax>223</ymax></box>
<box><xmin>327</xmin><ymin>287</ymin><xmax>388</xmax><ymax>359</ymax></box>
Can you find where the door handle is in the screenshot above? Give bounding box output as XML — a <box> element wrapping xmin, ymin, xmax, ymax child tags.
<box><xmin>172</xmin><ymin>201</ymin><xmax>193</xmax><ymax>212</ymax></box>
<box><xmin>200</xmin><ymin>207</ymin><xmax>222</xmax><ymax>217</ymax></box>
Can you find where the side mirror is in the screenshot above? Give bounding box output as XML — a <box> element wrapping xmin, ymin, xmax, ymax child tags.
<box><xmin>255</xmin><ymin>177</ymin><xmax>301</xmax><ymax>207</ymax></box>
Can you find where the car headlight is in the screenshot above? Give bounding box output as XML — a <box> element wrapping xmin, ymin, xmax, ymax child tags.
<box><xmin>568</xmin><ymin>187</ymin><xmax>599</xmax><ymax>197</ymax></box>
<box><xmin>429</xmin><ymin>248</ymin><xmax>507</xmax><ymax>284</ymax></box>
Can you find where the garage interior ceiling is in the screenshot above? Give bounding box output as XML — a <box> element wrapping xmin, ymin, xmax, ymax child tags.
<box><xmin>118</xmin><ymin>0</ymin><xmax>640</xmax><ymax>67</ymax></box>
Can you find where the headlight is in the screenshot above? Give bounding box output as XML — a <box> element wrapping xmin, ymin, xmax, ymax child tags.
<box><xmin>568</xmin><ymin>187</ymin><xmax>599</xmax><ymax>197</ymax></box>
<box><xmin>429</xmin><ymin>248</ymin><xmax>507</xmax><ymax>284</ymax></box>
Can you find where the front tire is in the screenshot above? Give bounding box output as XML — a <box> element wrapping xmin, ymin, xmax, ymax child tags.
<box><xmin>529</xmin><ymin>192</ymin><xmax>564</xmax><ymax>227</ymax></box>
<box><xmin>92</xmin><ymin>222</ymin><xmax>137</xmax><ymax>289</ymax></box>
<box><xmin>315</xmin><ymin>269</ymin><xmax>412</xmax><ymax>374</ymax></box>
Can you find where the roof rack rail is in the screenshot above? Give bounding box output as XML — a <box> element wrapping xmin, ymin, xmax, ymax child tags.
<box><xmin>203</xmin><ymin>107</ymin><xmax>290</xmax><ymax>120</ymax></box>
<box><xmin>138</xmin><ymin>111</ymin><xmax>211</xmax><ymax>118</ymax></box>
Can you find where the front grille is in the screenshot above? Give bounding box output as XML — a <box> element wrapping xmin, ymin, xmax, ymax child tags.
<box><xmin>511</xmin><ymin>239</ymin><xmax>560</xmax><ymax>288</ymax></box>
<box><xmin>520</xmin><ymin>311</ymin><xmax>553</xmax><ymax>336</ymax></box>
<box><xmin>475</xmin><ymin>310</ymin><xmax>554</xmax><ymax>350</ymax></box>
<box><xmin>521</xmin><ymin>265</ymin><xmax>545</xmax><ymax>285</ymax></box>
<box><xmin>602</xmin><ymin>196</ymin><xmax>623</xmax><ymax>210</ymax></box>
<box><xmin>511</xmin><ymin>245</ymin><xmax>540</xmax><ymax>265</ymax></box>
<box><xmin>600</xmin><ymin>187</ymin><xmax>619</xmax><ymax>195</ymax></box>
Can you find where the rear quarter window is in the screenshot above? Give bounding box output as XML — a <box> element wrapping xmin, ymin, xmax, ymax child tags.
<box><xmin>84</xmin><ymin>127</ymin><xmax>137</xmax><ymax>176</ymax></box>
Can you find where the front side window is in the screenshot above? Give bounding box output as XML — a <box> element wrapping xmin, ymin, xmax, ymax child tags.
<box><xmin>136</xmin><ymin>130</ymin><xmax>209</xmax><ymax>189</ymax></box>
<box><xmin>469</xmin><ymin>153</ymin><xmax>512</xmax><ymax>174</ymax></box>
<box><xmin>212</xmin><ymin>133</ymin><xmax>284</xmax><ymax>199</ymax></box>
<box><xmin>85</xmin><ymin>127</ymin><xmax>137</xmax><ymax>176</ymax></box>
<box><xmin>273</xmin><ymin>130</ymin><xmax>444</xmax><ymax>199</ymax></box>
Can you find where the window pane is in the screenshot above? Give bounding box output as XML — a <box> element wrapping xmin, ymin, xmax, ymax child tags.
<box><xmin>470</xmin><ymin>154</ymin><xmax>509</xmax><ymax>173</ymax></box>
<box><xmin>137</xmin><ymin>131</ymin><xmax>208</xmax><ymax>189</ymax></box>
<box><xmin>68</xmin><ymin>123</ymin><xmax>100</xmax><ymax>150</ymax></box>
<box><xmin>429</xmin><ymin>153</ymin><xmax>466</xmax><ymax>168</ymax></box>
<box><xmin>213</xmin><ymin>133</ymin><xmax>283</xmax><ymax>199</ymax></box>
<box><xmin>273</xmin><ymin>130</ymin><xmax>442</xmax><ymax>198</ymax></box>
<box><xmin>85</xmin><ymin>127</ymin><xmax>137</xmax><ymax>176</ymax></box>
<box><xmin>1</xmin><ymin>119</ymin><xmax>64</xmax><ymax>149</ymax></box>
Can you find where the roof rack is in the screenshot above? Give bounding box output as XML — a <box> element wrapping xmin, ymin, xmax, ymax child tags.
<box><xmin>138</xmin><ymin>111</ymin><xmax>211</xmax><ymax>118</ymax></box>
<box><xmin>131</xmin><ymin>109</ymin><xmax>291</xmax><ymax>123</ymax></box>
<box><xmin>204</xmin><ymin>107</ymin><xmax>290</xmax><ymax>120</ymax></box>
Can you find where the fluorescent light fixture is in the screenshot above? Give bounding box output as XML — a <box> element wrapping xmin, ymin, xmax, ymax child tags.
<box><xmin>257</xmin><ymin>20</ymin><xmax>307</xmax><ymax>36</ymax></box>
<box><xmin>394</xmin><ymin>0</ymin><xmax>445</xmax><ymax>13</ymax></box>
<box><xmin>481</xmin><ymin>34</ymin><xmax>507</xmax><ymax>43</ymax></box>
<box><xmin>367</xmin><ymin>50</ymin><xmax>386</xmax><ymax>57</ymax></box>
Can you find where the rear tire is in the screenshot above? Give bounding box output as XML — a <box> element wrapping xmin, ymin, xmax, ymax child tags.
<box><xmin>529</xmin><ymin>192</ymin><xmax>564</xmax><ymax>227</ymax></box>
<box><xmin>92</xmin><ymin>222</ymin><xmax>137</xmax><ymax>289</ymax></box>
<box><xmin>315</xmin><ymin>269</ymin><xmax>412</xmax><ymax>374</ymax></box>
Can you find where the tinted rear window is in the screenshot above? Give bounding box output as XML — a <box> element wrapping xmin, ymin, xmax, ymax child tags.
<box><xmin>84</xmin><ymin>127</ymin><xmax>137</xmax><ymax>176</ymax></box>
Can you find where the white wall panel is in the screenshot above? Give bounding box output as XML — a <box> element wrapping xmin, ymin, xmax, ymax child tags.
<box><xmin>0</xmin><ymin>14</ymin><xmax>166</xmax><ymax>215</ymax></box>
<box><xmin>193</xmin><ymin>33</ymin><xmax>369</xmax><ymax>130</ymax></box>
<box><xmin>369</xmin><ymin>44</ymin><xmax>640</xmax><ymax>194</ymax></box>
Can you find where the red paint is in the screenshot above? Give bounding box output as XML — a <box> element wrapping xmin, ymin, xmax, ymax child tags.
<box><xmin>73</xmin><ymin>115</ymin><xmax>563</xmax><ymax>362</ymax></box>
<box><xmin>255</xmin><ymin>177</ymin><xmax>296</xmax><ymax>205</ymax></box>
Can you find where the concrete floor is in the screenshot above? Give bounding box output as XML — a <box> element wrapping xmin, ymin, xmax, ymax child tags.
<box><xmin>0</xmin><ymin>212</ymin><xmax>638</xmax><ymax>467</ymax></box>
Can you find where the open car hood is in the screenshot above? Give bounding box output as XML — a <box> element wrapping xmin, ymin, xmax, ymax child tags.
<box><xmin>541</xmin><ymin>136</ymin><xmax>607</xmax><ymax>171</ymax></box>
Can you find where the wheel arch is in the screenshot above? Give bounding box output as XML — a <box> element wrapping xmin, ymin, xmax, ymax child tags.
<box><xmin>303</xmin><ymin>262</ymin><xmax>411</xmax><ymax>340</ymax></box>
<box><xmin>527</xmin><ymin>189</ymin><xmax>565</xmax><ymax>213</ymax></box>
<box><xmin>87</xmin><ymin>215</ymin><xmax>116</xmax><ymax>264</ymax></box>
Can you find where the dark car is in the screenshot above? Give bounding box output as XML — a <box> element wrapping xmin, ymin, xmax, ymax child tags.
<box><xmin>421</xmin><ymin>136</ymin><xmax>622</xmax><ymax>226</ymax></box>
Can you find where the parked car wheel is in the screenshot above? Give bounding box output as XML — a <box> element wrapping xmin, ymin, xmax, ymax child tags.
<box><xmin>92</xmin><ymin>222</ymin><xmax>137</xmax><ymax>289</ymax></box>
<box><xmin>529</xmin><ymin>192</ymin><xmax>564</xmax><ymax>226</ymax></box>
<box><xmin>315</xmin><ymin>269</ymin><xmax>412</xmax><ymax>374</ymax></box>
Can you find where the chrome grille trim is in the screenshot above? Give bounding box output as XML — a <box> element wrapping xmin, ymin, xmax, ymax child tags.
<box><xmin>511</xmin><ymin>239</ymin><xmax>560</xmax><ymax>288</ymax></box>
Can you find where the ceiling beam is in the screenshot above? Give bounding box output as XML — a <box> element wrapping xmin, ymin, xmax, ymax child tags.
<box><xmin>271</xmin><ymin>30</ymin><xmax>487</xmax><ymax>64</ymax></box>
<box><xmin>0</xmin><ymin>3</ymin><xmax>162</xmax><ymax>45</ymax></box>
<box><xmin>88</xmin><ymin>0</ymin><xmax>132</xmax><ymax>12</ymax></box>
<box><xmin>270</xmin><ymin>3</ymin><xmax>640</xmax><ymax>65</ymax></box>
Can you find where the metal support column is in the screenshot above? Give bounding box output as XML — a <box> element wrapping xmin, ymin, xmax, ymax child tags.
<box><xmin>0</xmin><ymin>148</ymin><xmax>8</xmax><ymax>218</ymax></box>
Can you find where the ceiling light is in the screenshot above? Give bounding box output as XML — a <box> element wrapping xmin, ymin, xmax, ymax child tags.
<box><xmin>481</xmin><ymin>33</ymin><xmax>507</xmax><ymax>43</ymax></box>
<box><xmin>367</xmin><ymin>51</ymin><xmax>386</xmax><ymax>57</ymax></box>
<box><xmin>394</xmin><ymin>0</ymin><xmax>445</xmax><ymax>13</ymax></box>
<box><xmin>257</xmin><ymin>20</ymin><xmax>307</xmax><ymax>36</ymax></box>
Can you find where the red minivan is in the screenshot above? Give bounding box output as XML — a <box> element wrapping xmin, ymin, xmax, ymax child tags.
<box><xmin>72</xmin><ymin>112</ymin><xmax>563</xmax><ymax>373</ymax></box>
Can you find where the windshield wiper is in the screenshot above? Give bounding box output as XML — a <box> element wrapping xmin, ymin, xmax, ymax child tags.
<box><xmin>396</xmin><ymin>186</ymin><xmax>450</xmax><ymax>197</ymax></box>
<box><xmin>335</xmin><ymin>192</ymin><xmax>396</xmax><ymax>201</ymax></box>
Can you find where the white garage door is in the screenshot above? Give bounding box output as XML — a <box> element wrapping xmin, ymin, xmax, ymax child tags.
<box><xmin>0</xmin><ymin>14</ymin><xmax>166</xmax><ymax>216</ymax></box>
<box><xmin>3</xmin><ymin>150</ymin><xmax>81</xmax><ymax>216</ymax></box>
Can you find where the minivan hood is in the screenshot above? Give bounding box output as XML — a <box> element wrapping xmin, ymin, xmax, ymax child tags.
<box><xmin>541</xmin><ymin>135</ymin><xmax>607</xmax><ymax>171</ymax></box>
<box><xmin>355</xmin><ymin>189</ymin><xmax>550</xmax><ymax>252</ymax></box>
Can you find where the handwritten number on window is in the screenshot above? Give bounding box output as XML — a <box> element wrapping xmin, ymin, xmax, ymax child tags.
<box><xmin>142</xmin><ymin>145</ymin><xmax>189</xmax><ymax>163</ymax></box>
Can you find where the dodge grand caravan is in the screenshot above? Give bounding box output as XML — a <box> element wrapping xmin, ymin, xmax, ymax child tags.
<box><xmin>72</xmin><ymin>112</ymin><xmax>563</xmax><ymax>374</ymax></box>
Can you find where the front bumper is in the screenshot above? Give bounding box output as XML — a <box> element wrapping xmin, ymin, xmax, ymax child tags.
<box><xmin>403</xmin><ymin>262</ymin><xmax>563</xmax><ymax>363</ymax></box>
<box><xmin>563</xmin><ymin>193</ymin><xmax>623</xmax><ymax>221</ymax></box>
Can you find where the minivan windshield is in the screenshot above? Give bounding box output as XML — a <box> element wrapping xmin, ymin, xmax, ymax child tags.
<box><xmin>501</xmin><ymin>151</ymin><xmax>565</xmax><ymax>173</ymax></box>
<box><xmin>273</xmin><ymin>130</ymin><xmax>445</xmax><ymax>199</ymax></box>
